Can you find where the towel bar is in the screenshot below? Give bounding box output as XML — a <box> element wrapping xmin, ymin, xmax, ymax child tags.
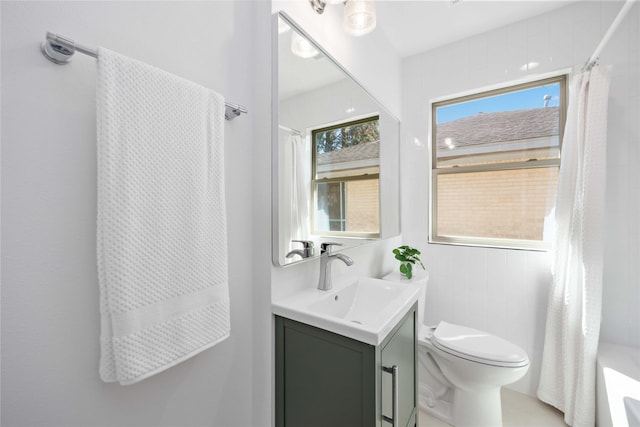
<box><xmin>41</xmin><ymin>32</ymin><xmax>248</xmax><ymax>121</ymax></box>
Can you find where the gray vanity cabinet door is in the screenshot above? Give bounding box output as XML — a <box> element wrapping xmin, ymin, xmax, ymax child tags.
<box><xmin>275</xmin><ymin>317</ymin><xmax>376</xmax><ymax>427</ymax></box>
<box><xmin>275</xmin><ymin>306</ymin><xmax>416</xmax><ymax>427</ymax></box>
<box><xmin>381</xmin><ymin>309</ymin><xmax>417</xmax><ymax>427</ymax></box>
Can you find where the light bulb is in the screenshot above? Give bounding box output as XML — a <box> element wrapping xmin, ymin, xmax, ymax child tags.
<box><xmin>343</xmin><ymin>0</ymin><xmax>376</xmax><ymax>36</ymax></box>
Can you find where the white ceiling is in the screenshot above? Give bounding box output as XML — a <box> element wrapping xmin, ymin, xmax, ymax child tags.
<box><xmin>376</xmin><ymin>0</ymin><xmax>580</xmax><ymax>58</ymax></box>
<box><xmin>277</xmin><ymin>1</ymin><xmax>587</xmax><ymax>100</ymax></box>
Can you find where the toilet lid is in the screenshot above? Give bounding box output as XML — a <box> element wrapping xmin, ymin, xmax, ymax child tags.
<box><xmin>431</xmin><ymin>321</ymin><xmax>529</xmax><ymax>368</ymax></box>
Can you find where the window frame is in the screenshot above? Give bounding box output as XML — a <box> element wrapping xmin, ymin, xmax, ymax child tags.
<box><xmin>311</xmin><ymin>115</ymin><xmax>381</xmax><ymax>239</ymax></box>
<box><xmin>430</xmin><ymin>74</ymin><xmax>568</xmax><ymax>250</ymax></box>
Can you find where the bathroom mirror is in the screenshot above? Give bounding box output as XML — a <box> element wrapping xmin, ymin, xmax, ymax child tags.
<box><xmin>272</xmin><ymin>12</ymin><xmax>400</xmax><ymax>267</ymax></box>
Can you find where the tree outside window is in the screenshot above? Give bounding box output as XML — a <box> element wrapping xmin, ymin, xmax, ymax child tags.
<box><xmin>312</xmin><ymin>116</ymin><xmax>380</xmax><ymax>237</ymax></box>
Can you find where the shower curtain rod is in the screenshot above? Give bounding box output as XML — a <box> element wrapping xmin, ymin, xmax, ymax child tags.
<box><xmin>583</xmin><ymin>0</ymin><xmax>638</xmax><ymax>71</ymax></box>
<box><xmin>41</xmin><ymin>32</ymin><xmax>248</xmax><ymax>121</ymax></box>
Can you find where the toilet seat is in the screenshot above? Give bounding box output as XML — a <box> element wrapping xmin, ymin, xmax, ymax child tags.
<box><xmin>430</xmin><ymin>321</ymin><xmax>529</xmax><ymax>368</ymax></box>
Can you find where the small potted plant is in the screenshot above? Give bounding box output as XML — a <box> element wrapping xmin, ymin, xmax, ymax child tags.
<box><xmin>392</xmin><ymin>245</ymin><xmax>425</xmax><ymax>280</ymax></box>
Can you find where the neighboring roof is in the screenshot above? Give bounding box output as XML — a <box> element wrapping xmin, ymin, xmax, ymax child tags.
<box><xmin>317</xmin><ymin>140</ymin><xmax>379</xmax><ymax>165</ymax></box>
<box><xmin>436</xmin><ymin>107</ymin><xmax>559</xmax><ymax>149</ymax></box>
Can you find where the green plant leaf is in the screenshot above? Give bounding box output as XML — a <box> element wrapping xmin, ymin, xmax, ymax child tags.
<box><xmin>394</xmin><ymin>245</ymin><xmax>426</xmax><ymax>276</ymax></box>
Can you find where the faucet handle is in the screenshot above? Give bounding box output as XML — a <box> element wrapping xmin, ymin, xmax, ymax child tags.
<box><xmin>320</xmin><ymin>242</ymin><xmax>343</xmax><ymax>254</ymax></box>
<box><xmin>292</xmin><ymin>240</ymin><xmax>314</xmax><ymax>249</ymax></box>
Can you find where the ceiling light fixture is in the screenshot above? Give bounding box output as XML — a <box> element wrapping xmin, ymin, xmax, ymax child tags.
<box><xmin>308</xmin><ymin>0</ymin><xmax>377</xmax><ymax>37</ymax></box>
<box><xmin>309</xmin><ymin>0</ymin><xmax>326</xmax><ymax>14</ymax></box>
<box><xmin>344</xmin><ymin>0</ymin><xmax>376</xmax><ymax>36</ymax></box>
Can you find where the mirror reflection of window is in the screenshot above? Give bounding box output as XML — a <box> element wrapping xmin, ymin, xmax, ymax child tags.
<box><xmin>312</xmin><ymin>116</ymin><xmax>380</xmax><ymax>237</ymax></box>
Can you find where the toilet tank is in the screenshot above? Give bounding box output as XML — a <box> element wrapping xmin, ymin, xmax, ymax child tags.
<box><xmin>382</xmin><ymin>268</ymin><xmax>429</xmax><ymax>329</ymax></box>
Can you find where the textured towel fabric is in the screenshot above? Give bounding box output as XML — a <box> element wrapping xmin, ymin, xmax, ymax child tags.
<box><xmin>96</xmin><ymin>48</ymin><xmax>230</xmax><ymax>385</ymax></box>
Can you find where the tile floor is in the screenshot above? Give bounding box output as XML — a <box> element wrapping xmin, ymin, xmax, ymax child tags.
<box><xmin>418</xmin><ymin>388</ymin><xmax>567</xmax><ymax>427</ymax></box>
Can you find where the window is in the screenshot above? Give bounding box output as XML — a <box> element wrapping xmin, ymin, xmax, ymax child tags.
<box><xmin>312</xmin><ymin>116</ymin><xmax>380</xmax><ymax>238</ymax></box>
<box><xmin>431</xmin><ymin>75</ymin><xmax>567</xmax><ymax>249</ymax></box>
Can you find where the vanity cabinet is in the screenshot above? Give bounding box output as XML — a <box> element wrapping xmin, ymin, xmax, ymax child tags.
<box><xmin>275</xmin><ymin>305</ymin><xmax>417</xmax><ymax>427</ymax></box>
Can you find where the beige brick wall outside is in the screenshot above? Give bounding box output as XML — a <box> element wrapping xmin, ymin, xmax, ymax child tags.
<box><xmin>346</xmin><ymin>179</ymin><xmax>379</xmax><ymax>233</ymax></box>
<box><xmin>436</xmin><ymin>167</ymin><xmax>558</xmax><ymax>240</ymax></box>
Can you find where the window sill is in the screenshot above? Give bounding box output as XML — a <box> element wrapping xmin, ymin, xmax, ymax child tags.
<box><xmin>429</xmin><ymin>235</ymin><xmax>551</xmax><ymax>251</ymax></box>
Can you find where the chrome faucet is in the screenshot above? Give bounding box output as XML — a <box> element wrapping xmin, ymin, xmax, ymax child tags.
<box><xmin>318</xmin><ymin>242</ymin><xmax>354</xmax><ymax>291</ymax></box>
<box><xmin>286</xmin><ymin>240</ymin><xmax>315</xmax><ymax>260</ymax></box>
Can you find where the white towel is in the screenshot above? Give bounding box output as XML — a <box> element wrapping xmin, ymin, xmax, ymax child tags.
<box><xmin>96</xmin><ymin>48</ymin><xmax>230</xmax><ymax>385</ymax></box>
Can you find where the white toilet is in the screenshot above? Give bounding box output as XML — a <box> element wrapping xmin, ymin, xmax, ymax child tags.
<box><xmin>419</xmin><ymin>321</ymin><xmax>530</xmax><ymax>427</ymax></box>
<box><xmin>381</xmin><ymin>268</ymin><xmax>528</xmax><ymax>427</ymax></box>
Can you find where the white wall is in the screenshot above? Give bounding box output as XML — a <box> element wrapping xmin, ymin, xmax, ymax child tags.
<box><xmin>1</xmin><ymin>2</ymin><xmax>270</xmax><ymax>426</ymax></box>
<box><xmin>251</xmin><ymin>4</ymin><xmax>276</xmax><ymax>426</ymax></box>
<box><xmin>598</xmin><ymin>2</ymin><xmax>640</xmax><ymax>349</ymax></box>
<box><xmin>402</xmin><ymin>0</ymin><xmax>640</xmax><ymax>397</ymax></box>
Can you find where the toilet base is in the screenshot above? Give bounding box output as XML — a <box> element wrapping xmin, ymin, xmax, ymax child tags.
<box><xmin>419</xmin><ymin>382</ymin><xmax>453</xmax><ymax>424</ymax></box>
<box><xmin>452</xmin><ymin>387</ymin><xmax>503</xmax><ymax>427</ymax></box>
<box><xmin>418</xmin><ymin>344</ymin><xmax>454</xmax><ymax>424</ymax></box>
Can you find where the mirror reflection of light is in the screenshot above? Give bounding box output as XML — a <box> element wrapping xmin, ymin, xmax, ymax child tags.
<box><xmin>445</xmin><ymin>137</ymin><xmax>455</xmax><ymax>149</ymax></box>
<box><xmin>278</xmin><ymin>20</ymin><xmax>291</xmax><ymax>34</ymax></box>
<box><xmin>291</xmin><ymin>32</ymin><xmax>319</xmax><ymax>59</ymax></box>
<box><xmin>346</xmin><ymin>107</ymin><xmax>356</xmax><ymax>114</ymax></box>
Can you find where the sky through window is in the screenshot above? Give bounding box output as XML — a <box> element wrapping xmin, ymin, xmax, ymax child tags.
<box><xmin>436</xmin><ymin>83</ymin><xmax>561</xmax><ymax>124</ymax></box>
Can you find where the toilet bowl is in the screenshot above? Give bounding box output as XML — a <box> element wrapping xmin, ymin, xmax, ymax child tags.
<box><xmin>418</xmin><ymin>321</ymin><xmax>529</xmax><ymax>427</ymax></box>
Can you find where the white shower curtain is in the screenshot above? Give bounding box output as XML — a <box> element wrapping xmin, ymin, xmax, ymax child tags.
<box><xmin>537</xmin><ymin>65</ymin><xmax>611</xmax><ymax>427</ymax></box>
<box><xmin>289</xmin><ymin>133</ymin><xmax>310</xmax><ymax>243</ymax></box>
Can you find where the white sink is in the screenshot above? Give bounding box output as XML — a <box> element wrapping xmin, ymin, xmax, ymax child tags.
<box><xmin>272</xmin><ymin>276</ymin><xmax>420</xmax><ymax>345</ymax></box>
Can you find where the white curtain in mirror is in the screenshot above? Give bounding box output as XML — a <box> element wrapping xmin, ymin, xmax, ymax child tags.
<box><xmin>279</xmin><ymin>129</ymin><xmax>310</xmax><ymax>252</ymax></box>
<box><xmin>290</xmin><ymin>133</ymin><xmax>310</xmax><ymax>243</ymax></box>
